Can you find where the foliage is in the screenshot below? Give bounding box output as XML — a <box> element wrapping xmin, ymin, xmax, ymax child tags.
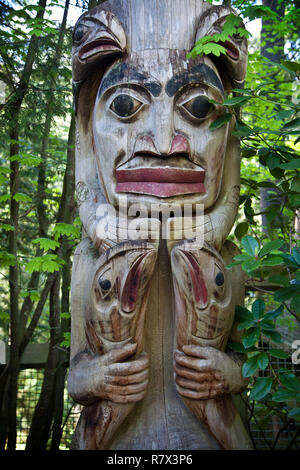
<box><xmin>194</xmin><ymin>0</ymin><xmax>300</xmax><ymax>450</ymax></box>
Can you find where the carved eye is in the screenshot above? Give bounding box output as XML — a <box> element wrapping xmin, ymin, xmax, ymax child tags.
<box><xmin>182</xmin><ymin>96</ymin><xmax>214</xmax><ymax>120</ymax></box>
<box><xmin>99</xmin><ymin>278</ymin><xmax>111</xmax><ymax>291</ymax></box>
<box><xmin>215</xmin><ymin>271</ymin><xmax>225</xmax><ymax>286</ymax></box>
<box><xmin>110</xmin><ymin>94</ymin><xmax>143</xmax><ymax>118</ymax></box>
<box><xmin>97</xmin><ymin>268</ymin><xmax>113</xmax><ymax>299</ymax></box>
<box><xmin>73</xmin><ymin>23</ymin><xmax>89</xmax><ymax>43</ymax></box>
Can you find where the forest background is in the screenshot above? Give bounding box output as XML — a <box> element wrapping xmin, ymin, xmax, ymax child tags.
<box><xmin>0</xmin><ymin>0</ymin><xmax>299</xmax><ymax>451</ymax></box>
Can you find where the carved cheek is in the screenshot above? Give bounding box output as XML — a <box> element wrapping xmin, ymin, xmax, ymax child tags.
<box><xmin>198</xmin><ymin>130</ymin><xmax>227</xmax><ymax>207</ymax></box>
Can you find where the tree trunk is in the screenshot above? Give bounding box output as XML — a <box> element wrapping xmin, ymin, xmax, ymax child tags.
<box><xmin>2</xmin><ymin>0</ymin><xmax>48</xmax><ymax>449</ymax></box>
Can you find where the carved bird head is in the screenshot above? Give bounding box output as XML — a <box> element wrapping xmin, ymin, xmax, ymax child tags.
<box><xmin>72</xmin><ymin>9</ymin><xmax>126</xmax><ymax>105</ymax></box>
<box><xmin>195</xmin><ymin>6</ymin><xmax>248</xmax><ymax>89</ymax></box>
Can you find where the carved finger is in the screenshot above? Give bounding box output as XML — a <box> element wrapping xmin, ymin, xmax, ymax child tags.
<box><xmin>176</xmin><ymin>384</ymin><xmax>222</xmax><ymax>400</ymax></box>
<box><xmin>174</xmin><ymin>351</ymin><xmax>213</xmax><ymax>372</ymax></box>
<box><xmin>175</xmin><ymin>376</ymin><xmax>213</xmax><ymax>392</ymax></box>
<box><xmin>107</xmin><ymin>369</ymin><xmax>148</xmax><ymax>385</ymax></box>
<box><xmin>109</xmin><ymin>390</ymin><xmax>147</xmax><ymax>404</ymax></box>
<box><xmin>103</xmin><ymin>343</ymin><xmax>137</xmax><ymax>365</ymax></box>
<box><xmin>174</xmin><ymin>363</ymin><xmax>215</xmax><ymax>382</ymax></box>
<box><xmin>104</xmin><ymin>379</ymin><xmax>148</xmax><ymax>396</ymax></box>
<box><xmin>182</xmin><ymin>345</ymin><xmax>213</xmax><ymax>359</ymax></box>
<box><xmin>107</xmin><ymin>352</ymin><xmax>149</xmax><ymax>376</ymax></box>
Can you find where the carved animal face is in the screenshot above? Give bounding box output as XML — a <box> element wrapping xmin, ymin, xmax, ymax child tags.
<box><xmin>93</xmin><ymin>50</ymin><xmax>229</xmax><ymax>213</ymax></box>
<box><xmin>170</xmin><ymin>242</ymin><xmax>234</xmax><ymax>349</ymax></box>
<box><xmin>196</xmin><ymin>6</ymin><xmax>248</xmax><ymax>87</ymax></box>
<box><xmin>72</xmin><ymin>10</ymin><xmax>126</xmax><ymax>83</ymax></box>
<box><xmin>85</xmin><ymin>242</ymin><xmax>157</xmax><ymax>352</ymax></box>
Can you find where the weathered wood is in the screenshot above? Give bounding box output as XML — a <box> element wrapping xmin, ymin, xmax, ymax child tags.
<box><xmin>69</xmin><ymin>0</ymin><xmax>251</xmax><ymax>450</ymax></box>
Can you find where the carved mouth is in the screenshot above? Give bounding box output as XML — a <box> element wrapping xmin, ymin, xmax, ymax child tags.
<box><xmin>116</xmin><ymin>167</ymin><xmax>206</xmax><ymax>197</ymax></box>
<box><xmin>79</xmin><ymin>38</ymin><xmax>122</xmax><ymax>60</ymax></box>
<box><xmin>218</xmin><ymin>40</ymin><xmax>240</xmax><ymax>60</ymax></box>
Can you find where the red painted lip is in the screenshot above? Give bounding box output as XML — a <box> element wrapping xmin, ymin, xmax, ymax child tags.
<box><xmin>116</xmin><ymin>168</ymin><xmax>205</xmax><ymax>197</ymax></box>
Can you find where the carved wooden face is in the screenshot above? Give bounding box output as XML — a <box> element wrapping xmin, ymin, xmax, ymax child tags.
<box><xmin>93</xmin><ymin>50</ymin><xmax>229</xmax><ymax>212</ymax></box>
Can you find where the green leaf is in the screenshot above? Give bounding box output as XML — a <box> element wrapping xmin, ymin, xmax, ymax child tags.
<box><xmin>0</xmin><ymin>251</ymin><xmax>16</xmax><ymax>267</ymax></box>
<box><xmin>237</xmin><ymin>320</ymin><xmax>256</xmax><ymax>331</ymax></box>
<box><xmin>288</xmin><ymin>408</ymin><xmax>300</xmax><ymax>421</ymax></box>
<box><xmin>235</xmin><ymin>222</ymin><xmax>249</xmax><ymax>240</ymax></box>
<box><xmin>268</xmin><ymin>349</ymin><xmax>288</xmax><ymax>359</ymax></box>
<box><xmin>266</xmin><ymin>153</ymin><xmax>280</xmax><ymax>171</ymax></box>
<box><xmin>209</xmin><ymin>113</ymin><xmax>232</xmax><ymax>130</ymax></box>
<box><xmin>268</xmin><ymin>275</ymin><xmax>290</xmax><ymax>287</ymax></box>
<box><xmin>264</xmin><ymin>305</ymin><xmax>284</xmax><ymax>321</ymax></box>
<box><xmin>278</xmin><ymin>370</ymin><xmax>300</xmax><ymax>392</ymax></box>
<box><xmin>274</xmin><ymin>109</ymin><xmax>295</xmax><ymax>121</ymax></box>
<box><xmin>233</xmin><ymin>254</ymin><xmax>252</xmax><ymax>262</ymax></box>
<box><xmin>227</xmin><ymin>342</ymin><xmax>247</xmax><ymax>353</ymax></box>
<box><xmin>53</xmin><ymin>223</ymin><xmax>80</xmax><ymax>240</ymax></box>
<box><xmin>260</xmin><ymin>256</ymin><xmax>284</xmax><ymax>267</ymax></box>
<box><xmin>273</xmin><ymin>388</ymin><xmax>297</xmax><ymax>402</ymax></box>
<box><xmin>60</xmin><ymin>332</ymin><xmax>71</xmax><ymax>348</ymax></box>
<box><xmin>235</xmin><ymin>305</ymin><xmax>253</xmax><ymax>323</ymax></box>
<box><xmin>250</xmin><ymin>377</ymin><xmax>273</xmax><ymax>400</ymax></box>
<box><xmin>242</xmin><ymin>327</ymin><xmax>260</xmax><ymax>349</ymax></box>
<box><xmin>259</xmin><ymin>319</ymin><xmax>276</xmax><ymax>331</ymax></box>
<box><xmin>292</xmin><ymin>247</ymin><xmax>300</xmax><ymax>266</ymax></box>
<box><xmin>263</xmin><ymin>330</ymin><xmax>282</xmax><ymax>343</ymax></box>
<box><xmin>242</xmin><ymin>355</ymin><xmax>259</xmax><ymax>377</ymax></box>
<box><xmin>242</xmin><ymin>258</ymin><xmax>261</xmax><ymax>272</ymax></box>
<box><xmin>223</xmin><ymin>96</ymin><xmax>249</xmax><ymax>106</ymax></box>
<box><xmin>282</xmin><ymin>118</ymin><xmax>300</xmax><ymax>130</ymax></box>
<box><xmin>274</xmin><ymin>286</ymin><xmax>299</xmax><ymax>303</ymax></box>
<box><xmin>229</xmin><ymin>342</ymin><xmax>258</xmax><ymax>354</ymax></box>
<box><xmin>252</xmin><ymin>299</ymin><xmax>265</xmax><ymax>319</ymax></box>
<box><xmin>257</xmin><ymin>352</ymin><xmax>269</xmax><ymax>370</ymax></box>
<box><xmin>280</xmin><ymin>60</ymin><xmax>300</xmax><ymax>73</ymax></box>
<box><xmin>291</xmin><ymin>292</ymin><xmax>300</xmax><ymax>314</ymax></box>
<box><xmin>241</xmin><ymin>235</ymin><xmax>259</xmax><ymax>257</ymax></box>
<box><xmin>258</xmin><ymin>240</ymin><xmax>284</xmax><ymax>258</ymax></box>
<box><xmin>25</xmin><ymin>254</ymin><xmax>65</xmax><ymax>274</ymax></box>
<box><xmin>1</xmin><ymin>223</ymin><xmax>14</xmax><ymax>232</ymax></box>
<box><xmin>279</xmin><ymin>159</ymin><xmax>300</xmax><ymax>170</ymax></box>
<box><xmin>32</xmin><ymin>238</ymin><xmax>60</xmax><ymax>251</ymax></box>
<box><xmin>13</xmin><ymin>192</ymin><xmax>32</xmax><ymax>203</ymax></box>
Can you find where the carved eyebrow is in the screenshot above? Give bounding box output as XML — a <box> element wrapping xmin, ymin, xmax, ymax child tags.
<box><xmin>165</xmin><ymin>64</ymin><xmax>224</xmax><ymax>97</ymax></box>
<box><xmin>98</xmin><ymin>63</ymin><xmax>162</xmax><ymax>98</ymax></box>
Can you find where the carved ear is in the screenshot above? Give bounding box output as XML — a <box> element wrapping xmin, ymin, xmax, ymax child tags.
<box><xmin>72</xmin><ymin>9</ymin><xmax>126</xmax><ymax>99</ymax></box>
<box><xmin>195</xmin><ymin>6</ymin><xmax>248</xmax><ymax>89</ymax></box>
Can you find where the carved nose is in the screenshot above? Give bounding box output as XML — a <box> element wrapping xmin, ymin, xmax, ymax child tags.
<box><xmin>134</xmin><ymin>134</ymin><xmax>190</xmax><ymax>157</ymax></box>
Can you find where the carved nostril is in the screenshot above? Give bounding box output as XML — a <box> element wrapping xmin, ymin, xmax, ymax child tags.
<box><xmin>169</xmin><ymin>135</ymin><xmax>190</xmax><ymax>155</ymax></box>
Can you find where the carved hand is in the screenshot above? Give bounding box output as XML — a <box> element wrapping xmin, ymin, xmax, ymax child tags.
<box><xmin>68</xmin><ymin>343</ymin><xmax>149</xmax><ymax>406</ymax></box>
<box><xmin>174</xmin><ymin>345</ymin><xmax>248</xmax><ymax>400</ymax></box>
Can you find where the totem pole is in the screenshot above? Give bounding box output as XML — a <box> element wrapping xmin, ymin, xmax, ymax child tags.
<box><xmin>68</xmin><ymin>0</ymin><xmax>252</xmax><ymax>450</ymax></box>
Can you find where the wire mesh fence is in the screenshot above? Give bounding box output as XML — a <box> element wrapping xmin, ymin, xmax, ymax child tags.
<box><xmin>247</xmin><ymin>353</ymin><xmax>300</xmax><ymax>450</ymax></box>
<box><xmin>14</xmin><ymin>359</ymin><xmax>300</xmax><ymax>450</ymax></box>
<box><xmin>16</xmin><ymin>368</ymin><xmax>81</xmax><ymax>450</ymax></box>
